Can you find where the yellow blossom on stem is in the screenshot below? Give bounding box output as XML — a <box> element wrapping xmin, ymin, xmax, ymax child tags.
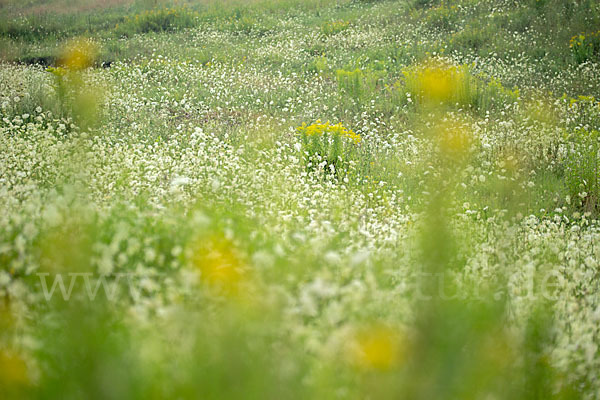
<box><xmin>297</xmin><ymin>120</ymin><xmax>361</xmax><ymax>144</ymax></box>
<box><xmin>189</xmin><ymin>234</ymin><xmax>247</xmax><ymax>297</ymax></box>
<box><xmin>348</xmin><ymin>324</ymin><xmax>405</xmax><ymax>371</ymax></box>
<box><xmin>58</xmin><ymin>38</ymin><xmax>99</xmax><ymax>71</ymax></box>
<box><xmin>0</xmin><ymin>350</ymin><xmax>29</xmax><ymax>387</ymax></box>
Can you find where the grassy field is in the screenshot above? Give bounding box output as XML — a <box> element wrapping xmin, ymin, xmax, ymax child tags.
<box><xmin>2</xmin><ymin>0</ymin><xmax>600</xmax><ymax>398</ymax></box>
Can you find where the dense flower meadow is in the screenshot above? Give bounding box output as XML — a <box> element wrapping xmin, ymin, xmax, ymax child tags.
<box><xmin>1</xmin><ymin>0</ymin><xmax>600</xmax><ymax>398</ymax></box>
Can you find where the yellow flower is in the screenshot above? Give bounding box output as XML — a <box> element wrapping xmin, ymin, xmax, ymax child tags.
<box><xmin>405</xmin><ymin>59</ymin><xmax>468</xmax><ymax>106</ymax></box>
<box><xmin>297</xmin><ymin>120</ymin><xmax>361</xmax><ymax>144</ymax></box>
<box><xmin>58</xmin><ymin>38</ymin><xmax>99</xmax><ymax>71</ymax></box>
<box><xmin>421</xmin><ymin>67</ymin><xmax>460</xmax><ymax>104</ymax></box>
<box><xmin>348</xmin><ymin>324</ymin><xmax>405</xmax><ymax>371</ymax></box>
<box><xmin>0</xmin><ymin>350</ymin><xmax>29</xmax><ymax>387</ymax></box>
<box><xmin>189</xmin><ymin>234</ymin><xmax>247</xmax><ymax>296</ymax></box>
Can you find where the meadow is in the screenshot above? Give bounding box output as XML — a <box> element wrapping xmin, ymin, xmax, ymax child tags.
<box><xmin>1</xmin><ymin>0</ymin><xmax>600</xmax><ymax>398</ymax></box>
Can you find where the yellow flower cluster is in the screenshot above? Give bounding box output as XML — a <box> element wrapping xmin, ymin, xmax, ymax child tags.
<box><xmin>404</xmin><ymin>60</ymin><xmax>468</xmax><ymax>105</ymax></box>
<box><xmin>297</xmin><ymin>120</ymin><xmax>361</xmax><ymax>144</ymax></box>
<box><xmin>570</xmin><ymin>31</ymin><xmax>600</xmax><ymax>63</ymax></box>
<box><xmin>57</xmin><ymin>38</ymin><xmax>98</xmax><ymax>71</ymax></box>
<box><xmin>348</xmin><ymin>324</ymin><xmax>405</xmax><ymax>371</ymax></box>
<box><xmin>569</xmin><ymin>31</ymin><xmax>600</xmax><ymax>49</ymax></box>
<box><xmin>189</xmin><ymin>234</ymin><xmax>247</xmax><ymax>297</ymax></box>
<box><xmin>0</xmin><ymin>350</ymin><xmax>29</xmax><ymax>387</ymax></box>
<box><xmin>566</xmin><ymin>95</ymin><xmax>598</xmax><ymax>108</ymax></box>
